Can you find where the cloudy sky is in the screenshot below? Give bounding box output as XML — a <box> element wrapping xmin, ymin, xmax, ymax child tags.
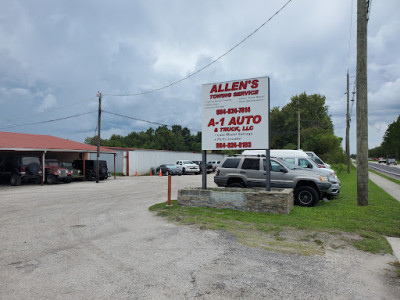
<box><xmin>0</xmin><ymin>0</ymin><xmax>399</xmax><ymax>154</ymax></box>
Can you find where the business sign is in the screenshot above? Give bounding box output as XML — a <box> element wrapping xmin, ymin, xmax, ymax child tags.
<box><xmin>201</xmin><ymin>76</ymin><xmax>270</xmax><ymax>150</ymax></box>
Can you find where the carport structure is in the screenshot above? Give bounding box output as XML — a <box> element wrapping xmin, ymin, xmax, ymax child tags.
<box><xmin>0</xmin><ymin>131</ymin><xmax>117</xmax><ymax>184</ymax></box>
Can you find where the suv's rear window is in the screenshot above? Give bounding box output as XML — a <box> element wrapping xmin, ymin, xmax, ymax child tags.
<box><xmin>21</xmin><ymin>157</ymin><xmax>40</xmax><ymax>165</ymax></box>
<box><xmin>241</xmin><ymin>158</ymin><xmax>260</xmax><ymax>170</ymax></box>
<box><xmin>221</xmin><ymin>158</ymin><xmax>241</xmax><ymax>168</ymax></box>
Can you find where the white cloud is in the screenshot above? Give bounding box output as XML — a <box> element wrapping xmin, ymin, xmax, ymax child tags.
<box><xmin>0</xmin><ymin>0</ymin><xmax>398</xmax><ymax>152</ymax></box>
<box><xmin>36</xmin><ymin>94</ymin><xmax>58</xmax><ymax>113</ymax></box>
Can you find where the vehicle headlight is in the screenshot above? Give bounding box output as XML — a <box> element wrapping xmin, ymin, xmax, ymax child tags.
<box><xmin>328</xmin><ymin>176</ymin><xmax>338</xmax><ymax>183</ymax></box>
<box><xmin>319</xmin><ymin>176</ymin><xmax>329</xmax><ymax>183</ymax></box>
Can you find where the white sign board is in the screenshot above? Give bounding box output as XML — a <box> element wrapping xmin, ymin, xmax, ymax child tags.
<box><xmin>201</xmin><ymin>76</ymin><xmax>269</xmax><ymax>150</ymax></box>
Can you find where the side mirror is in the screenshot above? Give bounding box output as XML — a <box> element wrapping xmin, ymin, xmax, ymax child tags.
<box><xmin>280</xmin><ymin>167</ymin><xmax>288</xmax><ymax>173</ymax></box>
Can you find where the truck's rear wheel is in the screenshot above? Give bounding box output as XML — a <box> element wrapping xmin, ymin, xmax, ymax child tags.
<box><xmin>294</xmin><ymin>186</ymin><xmax>318</xmax><ymax>207</ymax></box>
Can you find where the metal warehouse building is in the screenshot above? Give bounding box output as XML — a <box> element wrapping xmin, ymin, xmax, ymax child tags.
<box><xmin>93</xmin><ymin>147</ymin><xmax>226</xmax><ymax>176</ymax></box>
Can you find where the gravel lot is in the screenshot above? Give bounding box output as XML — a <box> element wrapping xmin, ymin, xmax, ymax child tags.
<box><xmin>1</xmin><ymin>175</ymin><xmax>399</xmax><ymax>299</ymax></box>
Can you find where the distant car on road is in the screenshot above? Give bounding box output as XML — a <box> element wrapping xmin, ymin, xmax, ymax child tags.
<box><xmin>378</xmin><ymin>157</ymin><xmax>387</xmax><ymax>164</ymax></box>
<box><xmin>386</xmin><ymin>158</ymin><xmax>397</xmax><ymax>165</ymax></box>
<box><xmin>156</xmin><ymin>164</ymin><xmax>182</xmax><ymax>176</ymax></box>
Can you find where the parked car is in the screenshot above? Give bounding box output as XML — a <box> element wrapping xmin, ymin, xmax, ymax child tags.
<box><xmin>214</xmin><ymin>155</ymin><xmax>332</xmax><ymax>207</ymax></box>
<box><xmin>156</xmin><ymin>164</ymin><xmax>182</xmax><ymax>176</ymax></box>
<box><xmin>378</xmin><ymin>157</ymin><xmax>387</xmax><ymax>164</ymax></box>
<box><xmin>192</xmin><ymin>160</ymin><xmax>213</xmax><ymax>174</ymax></box>
<box><xmin>176</xmin><ymin>160</ymin><xmax>200</xmax><ymax>175</ymax></box>
<box><xmin>45</xmin><ymin>159</ymin><xmax>72</xmax><ymax>184</ymax></box>
<box><xmin>208</xmin><ymin>160</ymin><xmax>221</xmax><ymax>171</ymax></box>
<box><xmin>386</xmin><ymin>158</ymin><xmax>397</xmax><ymax>165</ymax></box>
<box><xmin>0</xmin><ymin>153</ymin><xmax>42</xmax><ymax>185</ymax></box>
<box><xmin>60</xmin><ymin>162</ymin><xmax>83</xmax><ymax>180</ymax></box>
<box><xmin>72</xmin><ymin>160</ymin><xmax>109</xmax><ymax>180</ymax></box>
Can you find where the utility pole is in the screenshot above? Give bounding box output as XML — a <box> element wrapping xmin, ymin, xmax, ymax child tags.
<box><xmin>297</xmin><ymin>107</ymin><xmax>300</xmax><ymax>149</ymax></box>
<box><xmin>346</xmin><ymin>71</ymin><xmax>350</xmax><ymax>173</ymax></box>
<box><xmin>96</xmin><ymin>92</ymin><xmax>102</xmax><ymax>184</ymax></box>
<box><xmin>356</xmin><ymin>0</ymin><xmax>369</xmax><ymax>206</ymax></box>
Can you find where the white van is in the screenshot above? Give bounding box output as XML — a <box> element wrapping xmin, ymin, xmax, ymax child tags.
<box><xmin>242</xmin><ymin>149</ymin><xmax>308</xmax><ymax>158</ymax></box>
<box><xmin>305</xmin><ymin>151</ymin><xmax>331</xmax><ymax>169</ymax></box>
<box><xmin>242</xmin><ymin>149</ymin><xmax>340</xmax><ymax>197</ymax></box>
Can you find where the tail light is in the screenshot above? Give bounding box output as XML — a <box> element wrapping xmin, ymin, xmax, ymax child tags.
<box><xmin>215</xmin><ymin>168</ymin><xmax>220</xmax><ymax>176</ymax></box>
<box><xmin>19</xmin><ymin>166</ymin><xmax>26</xmax><ymax>174</ymax></box>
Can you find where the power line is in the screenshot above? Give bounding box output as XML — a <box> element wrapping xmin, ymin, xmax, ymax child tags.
<box><xmin>0</xmin><ymin>98</ymin><xmax>95</xmax><ymax>126</ymax></box>
<box><xmin>102</xmin><ymin>110</ymin><xmax>170</xmax><ymax>127</ymax></box>
<box><xmin>367</xmin><ymin>0</ymin><xmax>372</xmax><ymax>21</ymax></box>
<box><xmin>104</xmin><ymin>0</ymin><xmax>294</xmax><ymax>97</ymax></box>
<box><xmin>0</xmin><ymin>111</ymin><xmax>96</xmax><ymax>129</ymax></box>
<box><xmin>347</xmin><ymin>0</ymin><xmax>355</xmax><ymax>69</ymax></box>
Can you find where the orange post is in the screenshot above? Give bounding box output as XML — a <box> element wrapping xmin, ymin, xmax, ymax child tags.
<box><xmin>167</xmin><ymin>175</ymin><xmax>172</xmax><ymax>206</ymax></box>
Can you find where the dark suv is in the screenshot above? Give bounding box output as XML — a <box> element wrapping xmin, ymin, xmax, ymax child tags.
<box><xmin>0</xmin><ymin>154</ymin><xmax>42</xmax><ymax>185</ymax></box>
<box><xmin>73</xmin><ymin>160</ymin><xmax>109</xmax><ymax>180</ymax></box>
<box><xmin>214</xmin><ymin>155</ymin><xmax>332</xmax><ymax>207</ymax></box>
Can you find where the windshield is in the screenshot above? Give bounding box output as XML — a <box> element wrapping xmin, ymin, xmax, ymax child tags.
<box><xmin>183</xmin><ymin>161</ymin><xmax>193</xmax><ymax>164</ymax></box>
<box><xmin>277</xmin><ymin>158</ymin><xmax>298</xmax><ymax>170</ymax></box>
<box><xmin>46</xmin><ymin>161</ymin><xmax>59</xmax><ymax>167</ymax></box>
<box><xmin>22</xmin><ymin>157</ymin><xmax>40</xmax><ymax>165</ymax></box>
<box><xmin>166</xmin><ymin>164</ymin><xmax>178</xmax><ymax>168</ymax></box>
<box><xmin>62</xmin><ymin>162</ymin><xmax>72</xmax><ymax>168</ymax></box>
<box><xmin>313</xmin><ymin>157</ymin><xmax>324</xmax><ymax>164</ymax></box>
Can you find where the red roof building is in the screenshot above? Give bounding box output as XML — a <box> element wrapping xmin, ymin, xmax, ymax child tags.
<box><xmin>0</xmin><ymin>131</ymin><xmax>114</xmax><ymax>153</ymax></box>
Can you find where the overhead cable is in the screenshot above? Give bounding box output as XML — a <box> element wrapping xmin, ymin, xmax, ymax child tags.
<box><xmin>104</xmin><ymin>0</ymin><xmax>294</xmax><ymax>97</ymax></box>
<box><xmin>0</xmin><ymin>111</ymin><xmax>96</xmax><ymax>129</ymax></box>
<box><xmin>102</xmin><ymin>110</ymin><xmax>170</xmax><ymax>127</ymax></box>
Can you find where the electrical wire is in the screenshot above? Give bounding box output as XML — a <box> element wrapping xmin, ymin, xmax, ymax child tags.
<box><xmin>367</xmin><ymin>0</ymin><xmax>372</xmax><ymax>22</ymax></box>
<box><xmin>0</xmin><ymin>111</ymin><xmax>96</xmax><ymax>129</ymax></box>
<box><xmin>102</xmin><ymin>110</ymin><xmax>170</xmax><ymax>127</ymax></box>
<box><xmin>0</xmin><ymin>98</ymin><xmax>95</xmax><ymax>126</ymax></box>
<box><xmin>347</xmin><ymin>0</ymin><xmax>355</xmax><ymax>70</ymax></box>
<box><xmin>104</xmin><ymin>0</ymin><xmax>294</xmax><ymax>97</ymax></box>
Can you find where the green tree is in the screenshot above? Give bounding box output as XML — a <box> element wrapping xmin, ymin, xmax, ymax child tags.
<box><xmin>381</xmin><ymin>115</ymin><xmax>400</xmax><ymax>159</ymax></box>
<box><xmin>270</xmin><ymin>92</ymin><xmax>344</xmax><ymax>163</ymax></box>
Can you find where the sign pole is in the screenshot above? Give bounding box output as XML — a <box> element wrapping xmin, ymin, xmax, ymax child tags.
<box><xmin>266</xmin><ymin>77</ymin><xmax>271</xmax><ymax>191</ymax></box>
<box><xmin>202</xmin><ymin>150</ymin><xmax>207</xmax><ymax>189</ymax></box>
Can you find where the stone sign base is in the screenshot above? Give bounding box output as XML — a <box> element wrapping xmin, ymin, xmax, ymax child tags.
<box><xmin>177</xmin><ymin>187</ymin><xmax>293</xmax><ymax>214</ymax></box>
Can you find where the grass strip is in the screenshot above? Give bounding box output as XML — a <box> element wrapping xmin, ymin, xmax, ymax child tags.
<box><xmin>369</xmin><ymin>168</ymin><xmax>400</xmax><ymax>185</ymax></box>
<box><xmin>150</xmin><ymin>165</ymin><xmax>400</xmax><ymax>255</ymax></box>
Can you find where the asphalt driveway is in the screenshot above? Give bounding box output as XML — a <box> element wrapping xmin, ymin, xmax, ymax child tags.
<box><xmin>1</xmin><ymin>175</ymin><xmax>399</xmax><ymax>299</ymax></box>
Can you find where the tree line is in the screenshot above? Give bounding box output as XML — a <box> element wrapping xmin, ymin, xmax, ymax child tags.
<box><xmin>369</xmin><ymin>115</ymin><xmax>400</xmax><ymax>159</ymax></box>
<box><xmin>85</xmin><ymin>93</ymin><xmax>345</xmax><ymax>163</ymax></box>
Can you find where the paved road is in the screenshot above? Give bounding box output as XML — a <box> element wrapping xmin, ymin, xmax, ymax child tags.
<box><xmin>368</xmin><ymin>161</ymin><xmax>400</xmax><ymax>180</ymax></box>
<box><xmin>1</xmin><ymin>175</ymin><xmax>399</xmax><ymax>299</ymax></box>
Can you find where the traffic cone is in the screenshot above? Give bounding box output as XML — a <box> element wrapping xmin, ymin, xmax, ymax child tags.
<box><xmin>135</xmin><ymin>170</ymin><xmax>138</xmax><ymax>176</ymax></box>
<box><xmin>159</xmin><ymin>169</ymin><xmax>162</xmax><ymax>176</ymax></box>
<box><xmin>150</xmin><ymin>170</ymin><xmax>152</xmax><ymax>176</ymax></box>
